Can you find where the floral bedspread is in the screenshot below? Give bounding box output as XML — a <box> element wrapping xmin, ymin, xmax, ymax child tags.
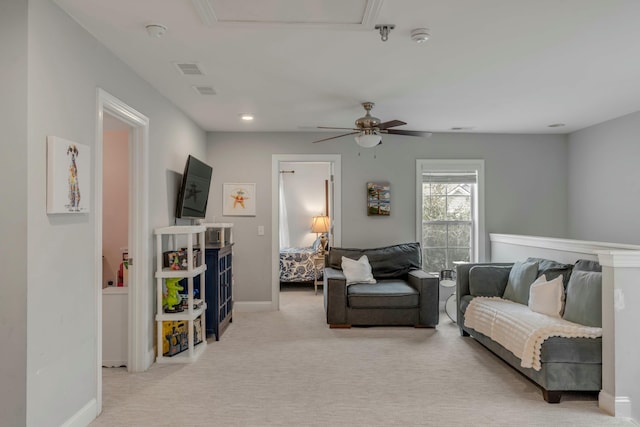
<box><xmin>279</xmin><ymin>247</ymin><xmax>323</xmax><ymax>282</ymax></box>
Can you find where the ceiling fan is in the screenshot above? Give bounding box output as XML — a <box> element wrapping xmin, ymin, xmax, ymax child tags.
<box><xmin>312</xmin><ymin>102</ymin><xmax>432</xmax><ymax>147</ymax></box>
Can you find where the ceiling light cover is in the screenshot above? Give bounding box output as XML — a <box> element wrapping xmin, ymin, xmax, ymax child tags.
<box><xmin>145</xmin><ymin>24</ymin><xmax>167</xmax><ymax>38</ymax></box>
<box><xmin>354</xmin><ymin>132</ymin><xmax>382</xmax><ymax>148</ymax></box>
<box><xmin>240</xmin><ymin>114</ymin><xmax>254</xmax><ymax>121</ymax></box>
<box><xmin>411</xmin><ymin>28</ymin><xmax>430</xmax><ymax>43</ymax></box>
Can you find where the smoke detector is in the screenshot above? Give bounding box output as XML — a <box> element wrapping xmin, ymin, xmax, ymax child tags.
<box><xmin>411</xmin><ymin>28</ymin><xmax>430</xmax><ymax>43</ymax></box>
<box><xmin>145</xmin><ymin>24</ymin><xmax>167</xmax><ymax>38</ymax></box>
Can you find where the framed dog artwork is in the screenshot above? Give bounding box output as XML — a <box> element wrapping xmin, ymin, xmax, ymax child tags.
<box><xmin>47</xmin><ymin>136</ymin><xmax>90</xmax><ymax>214</ymax></box>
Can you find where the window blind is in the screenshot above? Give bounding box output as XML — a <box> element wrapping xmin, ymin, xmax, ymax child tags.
<box><xmin>422</xmin><ymin>172</ymin><xmax>477</xmax><ymax>184</ymax></box>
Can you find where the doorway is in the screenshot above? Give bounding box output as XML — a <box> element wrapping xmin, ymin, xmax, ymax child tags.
<box><xmin>95</xmin><ymin>89</ymin><xmax>150</xmax><ymax>415</ymax></box>
<box><xmin>271</xmin><ymin>154</ymin><xmax>341</xmax><ymax>310</ymax></box>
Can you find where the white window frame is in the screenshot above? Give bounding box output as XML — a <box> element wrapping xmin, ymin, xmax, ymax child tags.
<box><xmin>415</xmin><ymin>159</ymin><xmax>486</xmax><ymax>267</ymax></box>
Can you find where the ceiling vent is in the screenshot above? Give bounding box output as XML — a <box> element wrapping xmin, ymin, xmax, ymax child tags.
<box><xmin>192</xmin><ymin>86</ymin><xmax>216</xmax><ymax>96</ymax></box>
<box><xmin>174</xmin><ymin>62</ymin><xmax>205</xmax><ymax>76</ymax></box>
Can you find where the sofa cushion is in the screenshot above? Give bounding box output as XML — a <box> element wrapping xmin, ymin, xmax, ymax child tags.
<box><xmin>574</xmin><ymin>259</ymin><xmax>602</xmax><ymax>272</ymax></box>
<box><xmin>347</xmin><ymin>280</ymin><xmax>419</xmax><ymax>309</ymax></box>
<box><xmin>468</xmin><ymin>265</ymin><xmax>511</xmax><ymax>297</ymax></box>
<box><xmin>528</xmin><ymin>274</ymin><xmax>564</xmax><ymax>318</ymax></box>
<box><xmin>341</xmin><ymin>255</ymin><xmax>376</xmax><ymax>285</ymax></box>
<box><xmin>526</xmin><ymin>257</ymin><xmax>572</xmax><ymax>288</ymax></box>
<box><xmin>540</xmin><ymin>336</ymin><xmax>602</xmax><ymax>364</ymax></box>
<box><xmin>327</xmin><ymin>243</ymin><xmax>421</xmax><ymax>279</ymax></box>
<box><xmin>502</xmin><ymin>260</ymin><xmax>539</xmax><ymax>305</ymax></box>
<box><xmin>563</xmin><ymin>270</ymin><xmax>602</xmax><ymax>327</ymax></box>
<box><xmin>459</xmin><ymin>294</ymin><xmax>475</xmax><ymax>315</ymax></box>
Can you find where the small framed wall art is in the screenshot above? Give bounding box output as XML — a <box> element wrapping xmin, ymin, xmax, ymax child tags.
<box><xmin>367</xmin><ymin>182</ymin><xmax>390</xmax><ymax>216</ymax></box>
<box><xmin>47</xmin><ymin>136</ymin><xmax>90</xmax><ymax>214</ymax></box>
<box><xmin>223</xmin><ymin>183</ymin><xmax>256</xmax><ymax>216</ymax></box>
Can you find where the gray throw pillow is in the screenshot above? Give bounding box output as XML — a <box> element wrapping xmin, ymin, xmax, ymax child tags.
<box><xmin>468</xmin><ymin>265</ymin><xmax>511</xmax><ymax>297</ymax></box>
<box><xmin>574</xmin><ymin>259</ymin><xmax>602</xmax><ymax>272</ymax></box>
<box><xmin>502</xmin><ymin>260</ymin><xmax>539</xmax><ymax>305</ymax></box>
<box><xmin>563</xmin><ymin>270</ymin><xmax>602</xmax><ymax>327</ymax></box>
<box><xmin>526</xmin><ymin>257</ymin><xmax>572</xmax><ymax>288</ymax></box>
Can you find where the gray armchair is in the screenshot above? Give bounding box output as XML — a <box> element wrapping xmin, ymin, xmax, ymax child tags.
<box><xmin>323</xmin><ymin>243</ymin><xmax>439</xmax><ymax>328</ymax></box>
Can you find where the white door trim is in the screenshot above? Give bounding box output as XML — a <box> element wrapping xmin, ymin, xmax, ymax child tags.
<box><xmin>271</xmin><ymin>154</ymin><xmax>341</xmax><ymax>310</ymax></box>
<box><xmin>95</xmin><ymin>89</ymin><xmax>150</xmax><ymax>414</ymax></box>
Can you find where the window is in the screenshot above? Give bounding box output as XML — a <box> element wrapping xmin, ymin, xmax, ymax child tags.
<box><xmin>416</xmin><ymin>160</ymin><xmax>484</xmax><ymax>273</ymax></box>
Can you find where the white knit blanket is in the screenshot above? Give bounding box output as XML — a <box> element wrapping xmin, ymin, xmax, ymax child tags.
<box><xmin>464</xmin><ymin>297</ymin><xmax>602</xmax><ymax>371</ymax></box>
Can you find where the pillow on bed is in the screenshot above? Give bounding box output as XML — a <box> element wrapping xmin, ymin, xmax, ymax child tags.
<box><xmin>312</xmin><ymin>236</ymin><xmax>322</xmax><ymax>250</ymax></box>
<box><xmin>341</xmin><ymin>255</ymin><xmax>376</xmax><ymax>285</ymax></box>
<box><xmin>528</xmin><ymin>274</ymin><xmax>564</xmax><ymax>317</ymax></box>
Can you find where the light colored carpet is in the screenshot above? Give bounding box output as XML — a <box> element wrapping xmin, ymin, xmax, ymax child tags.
<box><xmin>93</xmin><ymin>286</ymin><xmax>634</xmax><ymax>427</ymax></box>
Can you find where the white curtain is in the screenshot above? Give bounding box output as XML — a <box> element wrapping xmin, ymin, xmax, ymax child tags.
<box><xmin>279</xmin><ymin>175</ymin><xmax>290</xmax><ymax>249</ymax></box>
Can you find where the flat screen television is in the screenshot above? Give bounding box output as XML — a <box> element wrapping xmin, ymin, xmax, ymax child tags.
<box><xmin>175</xmin><ymin>155</ymin><xmax>213</xmax><ymax>219</ymax></box>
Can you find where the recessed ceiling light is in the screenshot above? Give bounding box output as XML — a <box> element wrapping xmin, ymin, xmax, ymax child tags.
<box><xmin>548</xmin><ymin>123</ymin><xmax>566</xmax><ymax>128</ymax></box>
<box><xmin>240</xmin><ymin>114</ymin><xmax>254</xmax><ymax>121</ymax></box>
<box><xmin>451</xmin><ymin>126</ymin><xmax>474</xmax><ymax>131</ymax></box>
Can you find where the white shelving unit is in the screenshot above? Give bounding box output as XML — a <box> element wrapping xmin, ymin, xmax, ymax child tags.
<box><xmin>202</xmin><ymin>222</ymin><xmax>234</xmax><ymax>247</ymax></box>
<box><xmin>154</xmin><ymin>225</ymin><xmax>207</xmax><ymax>364</ymax></box>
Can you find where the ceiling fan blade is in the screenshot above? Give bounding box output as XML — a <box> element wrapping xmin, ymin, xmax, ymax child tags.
<box><xmin>378</xmin><ymin>120</ymin><xmax>407</xmax><ymax>130</ymax></box>
<box><xmin>384</xmin><ymin>129</ymin><xmax>432</xmax><ymax>137</ymax></box>
<box><xmin>312</xmin><ymin>132</ymin><xmax>359</xmax><ymax>143</ymax></box>
<box><xmin>317</xmin><ymin>126</ymin><xmax>358</xmax><ymax>131</ymax></box>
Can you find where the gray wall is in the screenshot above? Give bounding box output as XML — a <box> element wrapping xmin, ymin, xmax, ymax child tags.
<box><xmin>21</xmin><ymin>1</ymin><xmax>207</xmax><ymax>425</ymax></box>
<box><xmin>207</xmin><ymin>131</ymin><xmax>568</xmax><ymax>302</ymax></box>
<box><xmin>0</xmin><ymin>1</ymin><xmax>28</xmax><ymax>426</ymax></box>
<box><xmin>568</xmin><ymin>110</ymin><xmax>640</xmax><ymax>244</ymax></box>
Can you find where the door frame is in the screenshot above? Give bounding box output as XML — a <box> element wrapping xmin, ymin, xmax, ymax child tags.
<box><xmin>271</xmin><ymin>154</ymin><xmax>341</xmax><ymax>310</ymax></box>
<box><xmin>95</xmin><ymin>89</ymin><xmax>150</xmax><ymax>414</ymax></box>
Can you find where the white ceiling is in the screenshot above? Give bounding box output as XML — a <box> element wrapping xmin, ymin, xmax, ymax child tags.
<box><xmin>54</xmin><ymin>0</ymin><xmax>640</xmax><ymax>135</ymax></box>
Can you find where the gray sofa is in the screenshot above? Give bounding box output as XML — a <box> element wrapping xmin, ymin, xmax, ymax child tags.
<box><xmin>456</xmin><ymin>258</ymin><xmax>603</xmax><ymax>403</ymax></box>
<box><xmin>323</xmin><ymin>243</ymin><xmax>439</xmax><ymax>328</ymax></box>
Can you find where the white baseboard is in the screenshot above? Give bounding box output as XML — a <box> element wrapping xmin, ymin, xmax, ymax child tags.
<box><xmin>61</xmin><ymin>398</ymin><xmax>97</xmax><ymax>427</ymax></box>
<box><xmin>102</xmin><ymin>360</ymin><xmax>126</xmax><ymax>368</ymax></box>
<box><xmin>599</xmin><ymin>390</ymin><xmax>633</xmax><ymax>419</ymax></box>
<box><xmin>145</xmin><ymin>348</ymin><xmax>155</xmax><ymax>370</ymax></box>
<box><xmin>600</xmin><ymin>390</ymin><xmax>615</xmax><ymax>415</ymax></box>
<box><xmin>234</xmin><ymin>301</ymin><xmax>274</xmax><ymax>312</ymax></box>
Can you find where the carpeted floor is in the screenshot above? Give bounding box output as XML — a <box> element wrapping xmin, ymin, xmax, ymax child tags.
<box><xmin>93</xmin><ymin>286</ymin><xmax>635</xmax><ymax>426</ymax></box>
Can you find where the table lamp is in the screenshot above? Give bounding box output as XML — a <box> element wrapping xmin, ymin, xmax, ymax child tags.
<box><xmin>311</xmin><ymin>215</ymin><xmax>330</xmax><ymax>254</ymax></box>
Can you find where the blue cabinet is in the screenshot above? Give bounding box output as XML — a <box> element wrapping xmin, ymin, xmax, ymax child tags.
<box><xmin>194</xmin><ymin>244</ymin><xmax>233</xmax><ymax>340</ymax></box>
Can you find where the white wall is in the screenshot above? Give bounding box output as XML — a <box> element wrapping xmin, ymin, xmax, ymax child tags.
<box><xmin>23</xmin><ymin>1</ymin><xmax>207</xmax><ymax>425</ymax></box>
<box><xmin>0</xmin><ymin>1</ymin><xmax>28</xmax><ymax>426</ymax></box>
<box><xmin>280</xmin><ymin>161</ymin><xmax>330</xmax><ymax>248</ymax></box>
<box><xmin>568</xmin><ymin>110</ymin><xmax>640</xmax><ymax>245</ymax></box>
<box><xmin>208</xmin><ymin>131</ymin><xmax>568</xmax><ymax>303</ymax></box>
<box><xmin>103</xmin><ymin>129</ymin><xmax>129</xmax><ymax>287</ymax></box>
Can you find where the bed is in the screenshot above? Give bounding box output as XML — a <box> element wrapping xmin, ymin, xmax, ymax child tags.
<box><xmin>279</xmin><ymin>240</ymin><xmax>324</xmax><ymax>283</ymax></box>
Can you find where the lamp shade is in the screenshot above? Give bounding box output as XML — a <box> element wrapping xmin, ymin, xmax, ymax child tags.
<box><xmin>311</xmin><ymin>215</ymin><xmax>330</xmax><ymax>233</ymax></box>
<box><xmin>354</xmin><ymin>132</ymin><xmax>382</xmax><ymax>148</ymax></box>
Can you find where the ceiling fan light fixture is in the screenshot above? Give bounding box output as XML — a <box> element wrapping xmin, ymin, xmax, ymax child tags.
<box><xmin>411</xmin><ymin>28</ymin><xmax>430</xmax><ymax>43</ymax></box>
<box><xmin>355</xmin><ymin>132</ymin><xmax>382</xmax><ymax>148</ymax></box>
<box><xmin>375</xmin><ymin>24</ymin><xmax>395</xmax><ymax>42</ymax></box>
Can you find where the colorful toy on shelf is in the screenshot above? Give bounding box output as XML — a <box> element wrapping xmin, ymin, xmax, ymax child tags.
<box><xmin>163</xmin><ymin>278</ymin><xmax>184</xmax><ymax>312</ymax></box>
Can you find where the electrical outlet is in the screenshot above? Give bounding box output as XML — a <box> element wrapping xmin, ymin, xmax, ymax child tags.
<box><xmin>258</xmin><ymin>225</ymin><xmax>264</xmax><ymax>236</ymax></box>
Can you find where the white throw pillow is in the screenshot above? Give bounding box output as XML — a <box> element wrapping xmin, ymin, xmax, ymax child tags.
<box><xmin>341</xmin><ymin>255</ymin><xmax>376</xmax><ymax>285</ymax></box>
<box><xmin>528</xmin><ymin>274</ymin><xmax>564</xmax><ymax>317</ymax></box>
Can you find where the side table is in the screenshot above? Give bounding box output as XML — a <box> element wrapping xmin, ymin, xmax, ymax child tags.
<box><xmin>312</xmin><ymin>255</ymin><xmax>325</xmax><ymax>295</ymax></box>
